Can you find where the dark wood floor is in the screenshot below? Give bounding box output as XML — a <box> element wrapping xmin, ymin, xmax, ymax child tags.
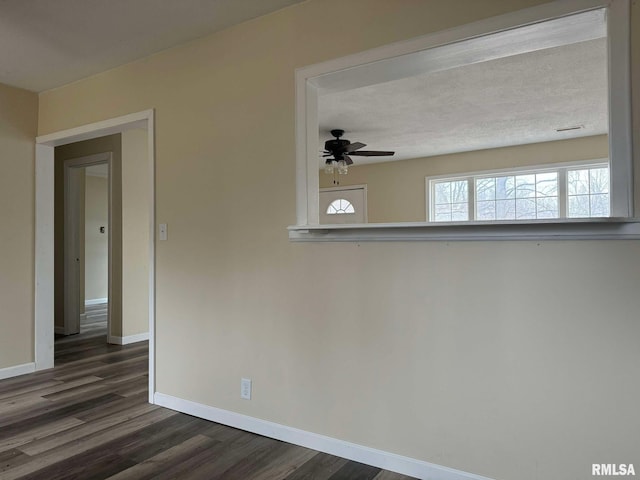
<box><xmin>0</xmin><ymin>333</ymin><xmax>416</xmax><ymax>480</ymax></box>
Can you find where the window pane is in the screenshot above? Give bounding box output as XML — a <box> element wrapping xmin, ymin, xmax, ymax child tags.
<box><xmin>496</xmin><ymin>176</ymin><xmax>515</xmax><ymax>199</ymax></box>
<box><xmin>515</xmin><ymin>175</ymin><xmax>535</xmax><ymax>198</ymax></box>
<box><xmin>434</xmin><ymin>204</ymin><xmax>451</xmax><ymax>221</ymax></box>
<box><xmin>536</xmin><ymin>197</ymin><xmax>558</xmax><ymax>218</ymax></box>
<box><xmin>536</xmin><ymin>172</ymin><xmax>558</xmax><ymax>197</ymax></box>
<box><xmin>568</xmin><ymin>169</ymin><xmax>590</xmax><ymax>195</ymax></box>
<box><xmin>590</xmin><ymin>193</ymin><xmax>610</xmax><ymax>217</ymax></box>
<box><xmin>434</xmin><ymin>182</ymin><xmax>451</xmax><ymax>204</ymax></box>
<box><xmin>451</xmin><ymin>203</ymin><xmax>469</xmax><ymax>221</ymax></box>
<box><xmin>515</xmin><ymin>198</ymin><xmax>536</xmax><ymax>219</ymax></box>
<box><xmin>450</xmin><ymin>181</ymin><xmax>468</xmax><ymax>204</ymax></box>
<box><xmin>568</xmin><ymin>195</ymin><xmax>590</xmax><ymax>217</ymax></box>
<box><xmin>477</xmin><ymin>200</ymin><xmax>496</xmax><ymax>220</ymax></box>
<box><xmin>495</xmin><ymin>199</ymin><xmax>515</xmax><ymax>220</ymax></box>
<box><xmin>590</xmin><ymin>168</ymin><xmax>609</xmax><ymax>194</ymax></box>
<box><xmin>476</xmin><ymin>178</ymin><xmax>495</xmax><ymax>201</ymax></box>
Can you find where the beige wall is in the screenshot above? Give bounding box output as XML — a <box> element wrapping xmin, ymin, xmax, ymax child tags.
<box><xmin>121</xmin><ymin>129</ymin><xmax>149</xmax><ymax>337</ymax></box>
<box><xmin>320</xmin><ymin>135</ymin><xmax>609</xmax><ymax>223</ymax></box>
<box><xmin>0</xmin><ymin>83</ymin><xmax>38</xmax><ymax>370</ymax></box>
<box><xmin>84</xmin><ymin>175</ymin><xmax>108</xmax><ymax>301</ymax></box>
<box><xmin>55</xmin><ymin>135</ymin><xmax>123</xmax><ymax>336</ymax></box>
<box><xmin>36</xmin><ymin>2</ymin><xmax>640</xmax><ymax>479</ymax></box>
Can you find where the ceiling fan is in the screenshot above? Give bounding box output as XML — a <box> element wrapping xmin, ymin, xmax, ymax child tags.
<box><xmin>322</xmin><ymin>129</ymin><xmax>395</xmax><ymax>169</ymax></box>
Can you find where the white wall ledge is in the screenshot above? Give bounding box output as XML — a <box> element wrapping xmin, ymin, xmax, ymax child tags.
<box><xmin>288</xmin><ymin>218</ymin><xmax>640</xmax><ymax>242</ymax></box>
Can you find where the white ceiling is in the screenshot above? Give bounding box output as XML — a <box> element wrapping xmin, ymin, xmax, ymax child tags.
<box><xmin>0</xmin><ymin>0</ymin><xmax>305</xmax><ymax>92</ymax></box>
<box><xmin>318</xmin><ymin>37</ymin><xmax>608</xmax><ymax>166</ymax></box>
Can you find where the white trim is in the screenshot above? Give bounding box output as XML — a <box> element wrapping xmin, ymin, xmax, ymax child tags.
<box><xmin>606</xmin><ymin>0</ymin><xmax>633</xmax><ymax>217</ymax></box>
<box><xmin>147</xmin><ymin>111</ymin><xmax>156</xmax><ymax>403</ymax></box>
<box><xmin>289</xmin><ymin>218</ymin><xmax>640</xmax><ymax>242</ymax></box>
<box><xmin>36</xmin><ymin>110</ymin><xmax>149</xmax><ymax>147</ymax></box>
<box><xmin>108</xmin><ymin>332</ymin><xmax>149</xmax><ymax>345</ymax></box>
<box><xmin>0</xmin><ymin>363</ymin><xmax>36</xmax><ymax>381</ymax></box>
<box><xmin>153</xmin><ymin>392</ymin><xmax>494</xmax><ymax>480</ymax></box>
<box><xmin>35</xmin><ymin>109</ymin><xmax>156</xmax><ymax>406</ymax></box>
<box><xmin>85</xmin><ymin>298</ymin><xmax>108</xmax><ymax>306</ymax></box>
<box><xmin>34</xmin><ymin>144</ymin><xmax>55</xmax><ymax>371</ymax></box>
<box><xmin>425</xmin><ymin>158</ymin><xmax>609</xmax><ymax>183</ymax></box>
<box><xmin>293</xmin><ymin>0</ymin><xmax>633</xmax><ymax>240</ymax></box>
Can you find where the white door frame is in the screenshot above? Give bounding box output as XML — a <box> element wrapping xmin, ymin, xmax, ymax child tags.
<box><xmin>35</xmin><ymin>109</ymin><xmax>156</xmax><ymax>403</ymax></box>
<box><xmin>63</xmin><ymin>153</ymin><xmax>112</xmax><ymax>337</ymax></box>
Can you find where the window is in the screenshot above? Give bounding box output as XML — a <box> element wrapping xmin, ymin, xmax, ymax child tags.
<box><xmin>433</xmin><ymin>180</ymin><xmax>469</xmax><ymax>222</ymax></box>
<box><xmin>428</xmin><ymin>162</ymin><xmax>609</xmax><ymax>222</ymax></box>
<box><xmin>567</xmin><ymin>166</ymin><xmax>610</xmax><ymax>217</ymax></box>
<box><xmin>326</xmin><ymin>199</ymin><xmax>355</xmax><ymax>215</ymax></box>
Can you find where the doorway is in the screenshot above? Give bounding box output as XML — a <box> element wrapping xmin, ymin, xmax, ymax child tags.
<box><xmin>319</xmin><ymin>185</ymin><xmax>367</xmax><ymax>224</ymax></box>
<box><xmin>35</xmin><ymin>110</ymin><xmax>156</xmax><ymax>403</ymax></box>
<box><xmin>58</xmin><ymin>154</ymin><xmax>111</xmax><ymax>341</ymax></box>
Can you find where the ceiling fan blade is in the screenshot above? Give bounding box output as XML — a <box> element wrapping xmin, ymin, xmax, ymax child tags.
<box><xmin>349</xmin><ymin>150</ymin><xmax>395</xmax><ymax>156</ymax></box>
<box><xmin>344</xmin><ymin>155</ymin><xmax>354</xmax><ymax>165</ymax></box>
<box><xmin>344</xmin><ymin>142</ymin><xmax>366</xmax><ymax>153</ymax></box>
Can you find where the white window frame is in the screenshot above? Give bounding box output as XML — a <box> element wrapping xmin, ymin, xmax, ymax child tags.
<box><xmin>427</xmin><ymin>160</ymin><xmax>609</xmax><ymax>222</ymax></box>
<box><xmin>290</xmin><ymin>0</ymin><xmax>637</xmax><ymax>242</ymax></box>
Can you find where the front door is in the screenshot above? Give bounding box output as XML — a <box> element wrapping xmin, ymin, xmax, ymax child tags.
<box><xmin>319</xmin><ymin>186</ymin><xmax>367</xmax><ymax>224</ymax></box>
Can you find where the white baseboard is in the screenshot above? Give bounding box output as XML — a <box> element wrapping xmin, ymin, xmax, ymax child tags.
<box><xmin>85</xmin><ymin>298</ymin><xmax>108</xmax><ymax>306</ymax></box>
<box><xmin>0</xmin><ymin>362</ymin><xmax>36</xmax><ymax>380</ymax></box>
<box><xmin>108</xmin><ymin>332</ymin><xmax>149</xmax><ymax>345</ymax></box>
<box><xmin>54</xmin><ymin>326</ymin><xmax>66</xmax><ymax>335</ymax></box>
<box><xmin>153</xmin><ymin>392</ymin><xmax>494</xmax><ymax>480</ymax></box>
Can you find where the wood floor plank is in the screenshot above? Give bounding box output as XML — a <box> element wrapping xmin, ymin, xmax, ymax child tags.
<box><xmin>73</xmin><ymin>391</ymin><xmax>149</xmax><ymax>422</ymax></box>
<box><xmin>148</xmin><ymin>433</ymin><xmax>275</xmax><ymax>480</ymax></box>
<box><xmin>18</xmin><ymin>448</ymin><xmax>135</xmax><ymax>480</ymax></box>
<box><xmin>114</xmin><ymin>413</ymin><xmax>214</xmax><ymax>463</ymax></box>
<box><xmin>1</xmin><ymin>409</ymin><xmax>175</xmax><ymax>480</ymax></box>
<box><xmin>0</xmin><ymin>379</ymin><xmax>63</xmax><ymax>401</ymax></box>
<box><xmin>240</xmin><ymin>442</ymin><xmax>318</xmax><ymax>480</ymax></box>
<box><xmin>0</xmin><ymin>448</ymin><xmax>33</xmax><ymax>473</ymax></box>
<box><xmin>284</xmin><ymin>452</ymin><xmax>350</xmax><ymax>480</ymax></box>
<box><xmin>373</xmin><ymin>471</ymin><xmax>421</xmax><ymax>480</ymax></box>
<box><xmin>104</xmin><ymin>434</ymin><xmax>219</xmax><ymax>480</ymax></box>
<box><xmin>329</xmin><ymin>460</ymin><xmax>382</xmax><ymax>480</ymax></box>
<box><xmin>0</xmin><ymin>416</ymin><xmax>84</xmax><ymax>453</ymax></box>
<box><xmin>19</xmin><ymin>401</ymin><xmax>159</xmax><ymax>456</ymax></box>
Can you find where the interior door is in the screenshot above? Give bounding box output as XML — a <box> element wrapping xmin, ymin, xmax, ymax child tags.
<box><xmin>63</xmin><ymin>163</ymin><xmax>84</xmax><ymax>335</ymax></box>
<box><xmin>319</xmin><ymin>186</ymin><xmax>367</xmax><ymax>224</ymax></box>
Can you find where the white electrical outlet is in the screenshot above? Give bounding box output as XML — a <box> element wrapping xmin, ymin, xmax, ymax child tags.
<box><xmin>240</xmin><ymin>378</ymin><xmax>252</xmax><ymax>400</ymax></box>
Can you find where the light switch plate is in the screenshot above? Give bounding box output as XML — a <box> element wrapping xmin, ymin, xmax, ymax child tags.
<box><xmin>159</xmin><ymin>223</ymin><xmax>167</xmax><ymax>241</ymax></box>
<box><xmin>241</xmin><ymin>378</ymin><xmax>252</xmax><ymax>400</ymax></box>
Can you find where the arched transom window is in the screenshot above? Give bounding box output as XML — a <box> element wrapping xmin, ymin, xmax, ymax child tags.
<box><xmin>326</xmin><ymin>199</ymin><xmax>355</xmax><ymax>214</ymax></box>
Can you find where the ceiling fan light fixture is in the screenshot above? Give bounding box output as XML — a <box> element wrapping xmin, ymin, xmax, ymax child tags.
<box><xmin>324</xmin><ymin>162</ymin><xmax>335</xmax><ymax>174</ymax></box>
<box><xmin>337</xmin><ymin>160</ymin><xmax>348</xmax><ymax>175</ymax></box>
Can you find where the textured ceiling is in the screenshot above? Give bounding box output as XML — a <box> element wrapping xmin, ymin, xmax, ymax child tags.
<box><xmin>318</xmin><ymin>38</ymin><xmax>608</xmax><ymax>165</ymax></box>
<box><xmin>0</xmin><ymin>0</ymin><xmax>305</xmax><ymax>92</ymax></box>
